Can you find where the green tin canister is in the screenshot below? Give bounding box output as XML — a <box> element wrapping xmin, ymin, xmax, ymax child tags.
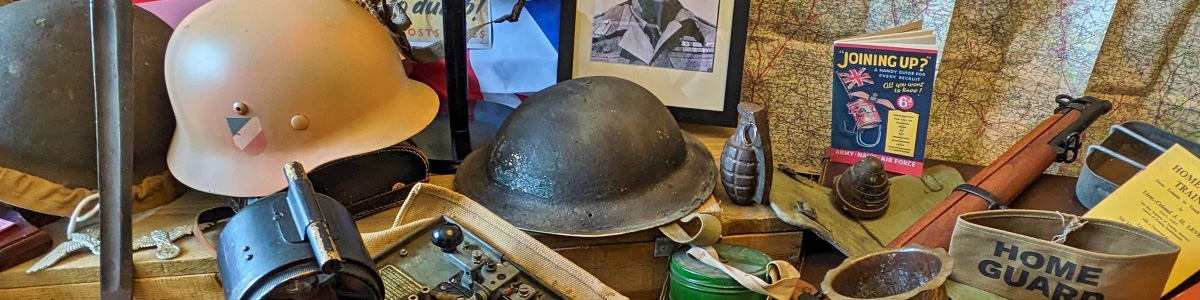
<box><xmin>668</xmin><ymin>244</ymin><xmax>770</xmax><ymax>300</ymax></box>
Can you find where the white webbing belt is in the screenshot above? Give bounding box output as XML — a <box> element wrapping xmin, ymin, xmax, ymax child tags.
<box><xmin>658</xmin><ymin>213</ymin><xmax>817</xmax><ymax>299</ymax></box>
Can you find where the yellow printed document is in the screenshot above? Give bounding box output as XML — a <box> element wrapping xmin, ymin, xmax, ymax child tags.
<box><xmin>884</xmin><ymin>111</ymin><xmax>919</xmax><ymax>157</ymax></box>
<box><xmin>1086</xmin><ymin>145</ymin><xmax>1200</xmax><ymax>295</ymax></box>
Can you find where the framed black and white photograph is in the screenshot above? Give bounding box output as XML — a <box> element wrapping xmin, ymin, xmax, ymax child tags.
<box><xmin>559</xmin><ymin>0</ymin><xmax>750</xmax><ymax>126</ymax></box>
<box><xmin>589</xmin><ymin>0</ymin><xmax>719</xmax><ymax>72</ymax></box>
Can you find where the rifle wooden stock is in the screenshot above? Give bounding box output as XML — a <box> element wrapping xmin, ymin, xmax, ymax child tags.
<box><xmin>888</xmin><ymin>97</ymin><xmax>1110</xmax><ymax>249</ymax></box>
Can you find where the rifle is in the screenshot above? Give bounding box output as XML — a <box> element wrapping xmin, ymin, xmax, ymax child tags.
<box><xmin>888</xmin><ymin>95</ymin><xmax>1112</xmax><ymax>249</ymax></box>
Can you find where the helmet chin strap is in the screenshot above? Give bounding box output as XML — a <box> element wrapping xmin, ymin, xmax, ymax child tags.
<box><xmin>658</xmin><ymin>213</ymin><xmax>722</xmax><ymax>246</ymax></box>
<box><xmin>67</xmin><ymin>193</ymin><xmax>101</xmax><ymax>235</ymax></box>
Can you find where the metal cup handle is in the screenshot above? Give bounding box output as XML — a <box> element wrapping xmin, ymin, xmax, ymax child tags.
<box><xmin>1108</xmin><ymin>124</ymin><xmax>1168</xmax><ymax>152</ymax></box>
<box><xmin>1086</xmin><ymin>145</ymin><xmax>1148</xmax><ymax>170</ymax></box>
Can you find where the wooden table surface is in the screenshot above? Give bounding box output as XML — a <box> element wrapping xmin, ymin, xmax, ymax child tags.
<box><xmin>0</xmin><ymin>124</ymin><xmax>820</xmax><ymax>299</ymax></box>
<box><xmin>0</xmin><ymin>122</ymin><xmax>1099</xmax><ymax>299</ymax></box>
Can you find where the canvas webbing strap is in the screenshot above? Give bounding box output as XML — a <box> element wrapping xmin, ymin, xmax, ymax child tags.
<box><xmin>687</xmin><ymin>246</ymin><xmax>816</xmax><ymax>299</ymax></box>
<box><xmin>657</xmin><ymin>213</ymin><xmax>722</xmax><ymax>246</ymax></box>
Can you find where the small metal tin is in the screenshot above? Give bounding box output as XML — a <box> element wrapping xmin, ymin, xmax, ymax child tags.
<box><xmin>668</xmin><ymin>244</ymin><xmax>769</xmax><ymax>300</ymax></box>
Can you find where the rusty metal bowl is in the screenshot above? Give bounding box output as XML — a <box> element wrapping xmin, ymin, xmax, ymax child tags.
<box><xmin>821</xmin><ymin>246</ymin><xmax>952</xmax><ymax>300</ymax></box>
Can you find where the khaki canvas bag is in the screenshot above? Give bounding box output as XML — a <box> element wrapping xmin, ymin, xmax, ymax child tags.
<box><xmin>948</xmin><ymin>210</ymin><xmax>1179</xmax><ymax>300</ymax></box>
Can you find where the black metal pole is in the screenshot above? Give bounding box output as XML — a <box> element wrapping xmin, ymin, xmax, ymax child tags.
<box><xmin>91</xmin><ymin>0</ymin><xmax>134</xmax><ymax>298</ymax></box>
<box><xmin>443</xmin><ymin>0</ymin><xmax>472</xmax><ymax>162</ymax></box>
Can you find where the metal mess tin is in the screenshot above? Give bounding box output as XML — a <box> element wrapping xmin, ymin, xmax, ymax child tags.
<box><xmin>1076</xmin><ymin>122</ymin><xmax>1200</xmax><ymax>208</ymax></box>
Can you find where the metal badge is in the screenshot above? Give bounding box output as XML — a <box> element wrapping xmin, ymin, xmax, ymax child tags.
<box><xmin>132</xmin><ymin>223</ymin><xmax>212</xmax><ymax>260</ymax></box>
<box><xmin>26</xmin><ymin>227</ymin><xmax>101</xmax><ymax>274</ymax></box>
<box><xmin>26</xmin><ymin>222</ymin><xmax>215</xmax><ymax>273</ymax></box>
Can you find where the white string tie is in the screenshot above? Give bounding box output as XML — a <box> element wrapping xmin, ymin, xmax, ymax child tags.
<box><xmin>1050</xmin><ymin>211</ymin><xmax>1087</xmax><ymax>244</ymax></box>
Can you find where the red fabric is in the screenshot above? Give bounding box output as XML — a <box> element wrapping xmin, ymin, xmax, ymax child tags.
<box><xmin>409</xmin><ymin>51</ymin><xmax>484</xmax><ymax>102</ymax></box>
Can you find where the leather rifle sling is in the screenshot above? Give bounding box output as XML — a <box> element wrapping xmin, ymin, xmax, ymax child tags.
<box><xmin>888</xmin><ymin>108</ymin><xmax>1083</xmax><ymax>249</ymax></box>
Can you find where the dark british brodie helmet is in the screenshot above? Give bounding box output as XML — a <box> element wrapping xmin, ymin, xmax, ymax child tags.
<box><xmin>0</xmin><ymin>0</ymin><xmax>181</xmax><ymax>216</ymax></box>
<box><xmin>455</xmin><ymin>76</ymin><xmax>716</xmax><ymax>237</ymax></box>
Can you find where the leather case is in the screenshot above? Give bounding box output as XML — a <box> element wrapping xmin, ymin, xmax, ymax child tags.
<box><xmin>308</xmin><ymin>143</ymin><xmax>429</xmax><ymax>219</ymax></box>
<box><xmin>0</xmin><ymin>205</ymin><xmax>52</xmax><ymax>271</ymax></box>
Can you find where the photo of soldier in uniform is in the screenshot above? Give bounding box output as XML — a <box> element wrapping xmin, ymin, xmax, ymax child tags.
<box><xmin>590</xmin><ymin>0</ymin><xmax>718</xmax><ymax>72</ymax></box>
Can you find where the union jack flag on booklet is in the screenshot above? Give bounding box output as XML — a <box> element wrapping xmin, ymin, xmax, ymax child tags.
<box><xmin>829</xmin><ymin>22</ymin><xmax>938</xmax><ymax>176</ymax></box>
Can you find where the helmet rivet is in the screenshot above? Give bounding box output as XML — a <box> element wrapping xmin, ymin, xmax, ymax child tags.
<box><xmin>233</xmin><ymin>102</ymin><xmax>248</xmax><ymax>115</ymax></box>
<box><xmin>290</xmin><ymin>115</ymin><xmax>310</xmax><ymax>130</ymax></box>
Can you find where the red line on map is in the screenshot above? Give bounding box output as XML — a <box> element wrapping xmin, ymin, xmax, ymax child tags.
<box><xmin>746</xmin><ymin>0</ymin><xmax>846</xmax><ymax>102</ymax></box>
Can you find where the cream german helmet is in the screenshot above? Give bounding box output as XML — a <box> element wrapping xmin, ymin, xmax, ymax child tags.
<box><xmin>165</xmin><ymin>0</ymin><xmax>438</xmax><ymax>197</ymax></box>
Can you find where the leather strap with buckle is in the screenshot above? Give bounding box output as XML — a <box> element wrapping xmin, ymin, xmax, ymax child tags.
<box><xmin>954</xmin><ymin>184</ymin><xmax>1008</xmax><ymax>210</ymax></box>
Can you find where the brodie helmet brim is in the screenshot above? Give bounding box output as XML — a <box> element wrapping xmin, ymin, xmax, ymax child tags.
<box><xmin>455</xmin><ymin>133</ymin><xmax>714</xmax><ymax>237</ymax></box>
<box><xmin>453</xmin><ymin>76</ymin><xmax>717</xmax><ymax>237</ymax></box>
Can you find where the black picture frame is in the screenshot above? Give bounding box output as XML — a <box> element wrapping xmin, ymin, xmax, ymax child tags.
<box><xmin>557</xmin><ymin>0</ymin><xmax>750</xmax><ymax>127</ymax></box>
